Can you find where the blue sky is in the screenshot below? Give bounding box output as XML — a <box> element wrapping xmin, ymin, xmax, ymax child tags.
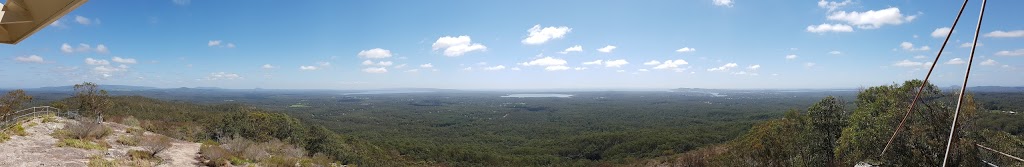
<box><xmin>2</xmin><ymin>0</ymin><xmax>1023</xmax><ymax>89</ymax></box>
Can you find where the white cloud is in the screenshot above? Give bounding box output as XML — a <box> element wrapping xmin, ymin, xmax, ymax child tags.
<box><xmin>358</xmin><ymin>48</ymin><xmax>393</xmax><ymax>59</ymax></box>
<box><xmin>376</xmin><ymin>61</ymin><xmax>393</xmax><ymax>66</ymax></box>
<box><xmin>74</xmin><ymin>15</ymin><xmax>97</xmax><ymax>25</ymax></box>
<box><xmin>899</xmin><ymin>42</ymin><xmax>930</xmax><ymax>51</ymax></box>
<box><xmin>93</xmin><ymin>65</ymin><xmax>129</xmax><ymax>76</ymax></box>
<box><xmin>362</xmin><ymin>60</ymin><xmax>374</xmax><ymax>65</ymax></box>
<box><xmin>984</xmin><ymin>30</ymin><xmax>1024</xmax><ymax>38</ymax></box>
<box><xmin>806</xmin><ymin>23</ymin><xmax>854</xmax><ymax>33</ymax></box>
<box><xmin>604</xmin><ymin>59</ymin><xmax>629</xmax><ymax>68</ymax></box>
<box><xmin>49</xmin><ymin>20</ymin><xmax>66</xmax><ymax>28</ymax></box>
<box><xmin>597</xmin><ymin>45</ymin><xmax>617</xmax><ymax>53</ymax></box>
<box><xmin>519</xmin><ymin>57</ymin><xmax>568</xmax><ymax>66</ymax></box>
<box><xmin>583</xmin><ymin>60</ymin><xmax>604</xmax><ymax>65</ymax></box>
<box><xmin>931</xmin><ymin>27</ymin><xmax>952</xmax><ymax>38</ymax></box>
<box><xmin>980</xmin><ymin>59</ymin><xmax>998</xmax><ymax>66</ymax></box>
<box><xmin>707</xmin><ymin>63</ymin><xmax>738</xmax><ymax>72</ymax></box>
<box><xmin>545</xmin><ymin>66</ymin><xmax>570</xmax><ymax>71</ymax></box>
<box><xmin>484</xmin><ymin>65</ymin><xmax>506</xmax><ymax>71</ymax></box>
<box><xmin>638</xmin><ymin>69</ymin><xmax>650</xmax><ymax>72</ymax></box>
<box><xmin>643</xmin><ymin>60</ymin><xmax>661</xmax><ymax>65</ymax></box>
<box><xmin>960</xmin><ymin>42</ymin><xmax>983</xmax><ymax>48</ymax></box>
<box><xmin>829</xmin><ymin>51</ymin><xmax>842</xmax><ymax>55</ymax></box>
<box><xmin>462</xmin><ymin>67</ymin><xmax>473</xmax><ymax>71</ymax></box>
<box><xmin>893</xmin><ymin>60</ymin><xmax>932</xmax><ymax>68</ymax></box>
<box><xmin>747</xmin><ymin>64</ymin><xmax>761</xmax><ymax>70</ymax></box>
<box><xmin>206</xmin><ymin>72</ymin><xmax>242</xmax><ymax>80</ymax></box>
<box><xmin>420</xmin><ymin>63</ymin><xmax>434</xmax><ymax>68</ymax></box>
<box><xmin>522</xmin><ymin>25</ymin><xmax>571</xmax><ymax>45</ymax></box>
<box><xmin>84</xmin><ymin>58</ymin><xmax>110</xmax><ymax>66</ymax></box>
<box><xmin>111</xmin><ymin>57</ymin><xmax>137</xmax><ymax>64</ymax></box>
<box><xmin>559</xmin><ymin>45</ymin><xmax>583</xmax><ymax>54</ymax></box>
<box><xmin>511</xmin><ymin>67</ymin><xmax>521</xmax><ymax>71</ymax></box>
<box><xmin>432</xmin><ymin>36</ymin><xmax>487</xmax><ymax>57</ymax></box>
<box><xmin>61</xmin><ymin>43</ymin><xmax>74</xmax><ymax>53</ymax></box>
<box><xmin>676</xmin><ymin>47</ymin><xmax>696</xmax><ymax>53</ymax></box>
<box><xmin>786</xmin><ymin>54</ymin><xmax>798</xmax><ymax>60</ymax></box>
<box><xmin>261</xmin><ymin>64</ymin><xmax>276</xmax><ymax>69</ymax></box>
<box><xmin>818</xmin><ymin>0</ymin><xmax>852</xmax><ymax>12</ymax></box>
<box><xmin>713</xmin><ymin>0</ymin><xmax>733</xmax><ymax>7</ymax></box>
<box><xmin>299</xmin><ymin>66</ymin><xmax>319</xmax><ymax>71</ymax></box>
<box><xmin>574</xmin><ymin>67</ymin><xmax>587</xmax><ymax>71</ymax></box>
<box><xmin>945</xmin><ymin>58</ymin><xmax>966</xmax><ymax>65</ymax></box>
<box><xmin>995</xmin><ymin>49</ymin><xmax>1024</xmax><ymax>56</ymax></box>
<box><xmin>96</xmin><ymin>45</ymin><xmax>109</xmax><ymax>54</ymax></box>
<box><xmin>172</xmin><ymin>0</ymin><xmax>190</xmax><ymax>6</ymax></box>
<box><xmin>653</xmin><ymin>59</ymin><xmax>688</xmax><ymax>69</ymax></box>
<box><xmin>827</xmin><ymin>7</ymin><xmax>916</xmax><ymax>29</ymax></box>
<box><xmin>14</xmin><ymin>55</ymin><xmax>44</xmax><ymax>63</ymax></box>
<box><xmin>208</xmin><ymin>40</ymin><xmax>222</xmax><ymax>47</ymax></box>
<box><xmin>913</xmin><ymin>55</ymin><xmax>927</xmax><ymax>59</ymax></box>
<box><xmin>805</xmin><ymin>62</ymin><xmax>817</xmax><ymax>67</ymax></box>
<box><xmin>363</xmin><ymin>67</ymin><xmax>388</xmax><ymax>73</ymax></box>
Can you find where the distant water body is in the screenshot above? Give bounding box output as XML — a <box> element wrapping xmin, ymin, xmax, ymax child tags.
<box><xmin>501</xmin><ymin>94</ymin><xmax>573</xmax><ymax>98</ymax></box>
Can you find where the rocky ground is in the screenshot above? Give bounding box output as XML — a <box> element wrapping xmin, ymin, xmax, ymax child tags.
<box><xmin>0</xmin><ymin>116</ymin><xmax>201</xmax><ymax>167</ymax></box>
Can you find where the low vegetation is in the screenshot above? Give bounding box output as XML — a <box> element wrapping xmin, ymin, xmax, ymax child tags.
<box><xmin>58</xmin><ymin>138</ymin><xmax>108</xmax><ymax>150</ymax></box>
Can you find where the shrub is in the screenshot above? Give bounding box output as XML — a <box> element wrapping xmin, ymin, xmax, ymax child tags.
<box><xmin>58</xmin><ymin>138</ymin><xmax>107</xmax><ymax>150</ymax></box>
<box><xmin>122</xmin><ymin>116</ymin><xmax>141</xmax><ymax>127</ymax></box>
<box><xmin>64</xmin><ymin>122</ymin><xmax>112</xmax><ymax>140</ymax></box>
<box><xmin>0</xmin><ymin>133</ymin><xmax>9</xmax><ymax>143</ymax></box>
<box><xmin>10</xmin><ymin>124</ymin><xmax>27</xmax><ymax>136</ymax></box>
<box><xmin>117</xmin><ymin>135</ymin><xmax>141</xmax><ymax>146</ymax></box>
<box><xmin>126</xmin><ymin>128</ymin><xmax>145</xmax><ymax>135</ymax></box>
<box><xmin>127</xmin><ymin>150</ymin><xmax>156</xmax><ymax>160</ymax></box>
<box><xmin>141</xmin><ymin>135</ymin><xmax>172</xmax><ymax>157</ymax></box>
<box><xmin>87</xmin><ymin>155</ymin><xmax>117</xmax><ymax>167</ymax></box>
<box><xmin>42</xmin><ymin>114</ymin><xmax>57</xmax><ymax>123</ymax></box>
<box><xmin>200</xmin><ymin>143</ymin><xmax>231</xmax><ymax>167</ymax></box>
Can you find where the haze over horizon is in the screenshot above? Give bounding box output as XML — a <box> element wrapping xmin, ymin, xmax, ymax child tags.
<box><xmin>2</xmin><ymin>0</ymin><xmax>1023</xmax><ymax>89</ymax></box>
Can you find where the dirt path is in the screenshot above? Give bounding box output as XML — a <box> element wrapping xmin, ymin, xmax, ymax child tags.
<box><xmin>156</xmin><ymin>141</ymin><xmax>201</xmax><ymax>167</ymax></box>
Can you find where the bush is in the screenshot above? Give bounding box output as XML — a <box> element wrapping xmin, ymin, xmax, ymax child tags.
<box><xmin>126</xmin><ymin>128</ymin><xmax>145</xmax><ymax>135</ymax></box>
<box><xmin>122</xmin><ymin>116</ymin><xmax>141</xmax><ymax>127</ymax></box>
<box><xmin>200</xmin><ymin>143</ymin><xmax>232</xmax><ymax>167</ymax></box>
<box><xmin>117</xmin><ymin>135</ymin><xmax>141</xmax><ymax>146</ymax></box>
<box><xmin>87</xmin><ymin>155</ymin><xmax>117</xmax><ymax>167</ymax></box>
<box><xmin>10</xmin><ymin>124</ymin><xmax>27</xmax><ymax>136</ymax></box>
<box><xmin>42</xmin><ymin>114</ymin><xmax>57</xmax><ymax>123</ymax></box>
<box><xmin>63</xmin><ymin>122</ymin><xmax>112</xmax><ymax>140</ymax></box>
<box><xmin>141</xmin><ymin>135</ymin><xmax>172</xmax><ymax>157</ymax></box>
<box><xmin>58</xmin><ymin>138</ymin><xmax>107</xmax><ymax>150</ymax></box>
<box><xmin>0</xmin><ymin>133</ymin><xmax>9</xmax><ymax>143</ymax></box>
<box><xmin>128</xmin><ymin>150</ymin><xmax>157</xmax><ymax>161</ymax></box>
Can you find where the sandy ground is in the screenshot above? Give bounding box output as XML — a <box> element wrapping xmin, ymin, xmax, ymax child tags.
<box><xmin>0</xmin><ymin>116</ymin><xmax>201</xmax><ymax>167</ymax></box>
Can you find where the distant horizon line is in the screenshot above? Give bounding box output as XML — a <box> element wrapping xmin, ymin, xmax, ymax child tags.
<box><xmin>4</xmin><ymin>84</ymin><xmax>1022</xmax><ymax>92</ymax></box>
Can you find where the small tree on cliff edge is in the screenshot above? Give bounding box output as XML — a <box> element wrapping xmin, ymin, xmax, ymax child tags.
<box><xmin>73</xmin><ymin>82</ymin><xmax>111</xmax><ymax>122</ymax></box>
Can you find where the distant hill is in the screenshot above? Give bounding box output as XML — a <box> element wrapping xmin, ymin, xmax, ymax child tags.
<box><xmin>27</xmin><ymin>85</ymin><xmax>160</xmax><ymax>92</ymax></box>
<box><xmin>968</xmin><ymin>86</ymin><xmax>1024</xmax><ymax>92</ymax></box>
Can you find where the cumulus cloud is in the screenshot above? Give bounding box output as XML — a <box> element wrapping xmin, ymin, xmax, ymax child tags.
<box><xmin>707</xmin><ymin>63</ymin><xmax>738</xmax><ymax>72</ymax></box>
<box><xmin>945</xmin><ymin>58</ymin><xmax>966</xmax><ymax>65</ymax></box>
<box><xmin>261</xmin><ymin>64</ymin><xmax>276</xmax><ymax>69</ymax></box>
<box><xmin>299</xmin><ymin>66</ymin><xmax>319</xmax><ymax>71</ymax></box>
<box><xmin>582</xmin><ymin>60</ymin><xmax>604</xmax><ymax>66</ymax></box>
<box><xmin>111</xmin><ymin>57</ymin><xmax>137</xmax><ymax>64</ymax></box>
<box><xmin>376</xmin><ymin>61</ymin><xmax>393</xmax><ymax>66</ymax></box>
<box><xmin>545</xmin><ymin>66</ymin><xmax>570</xmax><ymax>71</ymax></box>
<box><xmin>420</xmin><ymin>63</ymin><xmax>434</xmax><ymax>68</ymax></box>
<box><xmin>522</xmin><ymin>25</ymin><xmax>571</xmax><ymax>45</ymax></box>
<box><xmin>806</xmin><ymin>23</ymin><xmax>854</xmax><ymax>33</ymax></box>
<box><xmin>931</xmin><ymin>27</ymin><xmax>952</xmax><ymax>38</ymax></box>
<box><xmin>893</xmin><ymin>60</ymin><xmax>932</xmax><ymax>68</ymax></box>
<box><xmin>14</xmin><ymin>55</ymin><xmax>45</xmax><ymax>63</ymax></box>
<box><xmin>827</xmin><ymin>7</ymin><xmax>916</xmax><ymax>29</ymax></box>
<box><xmin>433</xmin><ymin>36</ymin><xmax>487</xmax><ymax>56</ymax></box>
<box><xmin>805</xmin><ymin>62</ymin><xmax>817</xmax><ymax>68</ymax></box>
<box><xmin>899</xmin><ymin>42</ymin><xmax>930</xmax><ymax>51</ymax></box>
<box><xmin>818</xmin><ymin>0</ymin><xmax>852</xmax><ymax>12</ymax></box>
<box><xmin>358</xmin><ymin>48</ymin><xmax>393</xmax><ymax>59</ymax></box>
<box><xmin>786</xmin><ymin>54</ymin><xmax>798</xmax><ymax>60</ymax></box>
<box><xmin>484</xmin><ymin>65</ymin><xmax>506</xmax><ymax>71</ymax></box>
<box><xmin>597</xmin><ymin>45</ymin><xmax>617</xmax><ymax>53</ymax></box>
<box><xmin>61</xmin><ymin>43</ymin><xmax>73</xmax><ymax>53</ymax></box>
<box><xmin>363</xmin><ymin>67</ymin><xmax>388</xmax><ymax>73</ymax></box>
<box><xmin>713</xmin><ymin>0</ymin><xmax>733</xmax><ymax>7</ymax></box>
<box><xmin>747</xmin><ymin>64</ymin><xmax>761</xmax><ymax>70</ymax></box>
<box><xmin>676</xmin><ymin>47</ymin><xmax>696</xmax><ymax>53</ymax></box>
<box><xmin>643</xmin><ymin>60</ymin><xmax>661</xmax><ymax>65</ymax></box>
<box><xmin>519</xmin><ymin>57</ymin><xmax>568</xmax><ymax>66</ymax></box>
<box><xmin>84</xmin><ymin>58</ymin><xmax>110</xmax><ymax>66</ymax></box>
<box><xmin>74</xmin><ymin>15</ymin><xmax>99</xmax><ymax>25</ymax></box>
<box><xmin>995</xmin><ymin>49</ymin><xmax>1024</xmax><ymax>56</ymax></box>
<box><xmin>960</xmin><ymin>42</ymin><xmax>983</xmax><ymax>48</ymax></box>
<box><xmin>652</xmin><ymin>59</ymin><xmax>688</xmax><ymax>70</ymax></box>
<box><xmin>206</xmin><ymin>72</ymin><xmax>242</xmax><ymax>80</ymax></box>
<box><xmin>604</xmin><ymin>59</ymin><xmax>629</xmax><ymax>68</ymax></box>
<box><xmin>96</xmin><ymin>45</ymin><xmax>109</xmax><ymax>54</ymax></box>
<box><xmin>574</xmin><ymin>67</ymin><xmax>587</xmax><ymax>71</ymax></box>
<box><xmin>984</xmin><ymin>30</ymin><xmax>1024</xmax><ymax>38</ymax></box>
<box><xmin>559</xmin><ymin>45</ymin><xmax>583</xmax><ymax>54</ymax></box>
<box><xmin>61</xmin><ymin>43</ymin><xmax>108</xmax><ymax>53</ymax></box>
<box><xmin>980</xmin><ymin>59</ymin><xmax>998</xmax><ymax>66</ymax></box>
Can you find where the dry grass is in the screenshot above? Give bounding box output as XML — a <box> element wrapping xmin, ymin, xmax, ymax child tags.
<box><xmin>57</xmin><ymin>138</ymin><xmax>108</xmax><ymax>150</ymax></box>
<box><xmin>141</xmin><ymin>135</ymin><xmax>172</xmax><ymax>157</ymax></box>
<box><xmin>62</xmin><ymin>121</ymin><xmax>112</xmax><ymax>140</ymax></box>
<box><xmin>117</xmin><ymin>135</ymin><xmax>141</xmax><ymax>146</ymax></box>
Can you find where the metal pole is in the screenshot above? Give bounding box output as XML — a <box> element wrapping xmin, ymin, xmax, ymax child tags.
<box><xmin>942</xmin><ymin>0</ymin><xmax>986</xmax><ymax>166</ymax></box>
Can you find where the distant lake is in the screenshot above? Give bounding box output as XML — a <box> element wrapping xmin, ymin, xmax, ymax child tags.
<box><xmin>343</xmin><ymin>90</ymin><xmax>433</xmax><ymax>95</ymax></box>
<box><xmin>501</xmin><ymin>94</ymin><xmax>573</xmax><ymax>98</ymax></box>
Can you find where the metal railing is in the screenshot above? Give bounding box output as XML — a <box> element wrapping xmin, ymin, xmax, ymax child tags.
<box><xmin>0</xmin><ymin>106</ymin><xmax>80</xmax><ymax>130</ymax></box>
